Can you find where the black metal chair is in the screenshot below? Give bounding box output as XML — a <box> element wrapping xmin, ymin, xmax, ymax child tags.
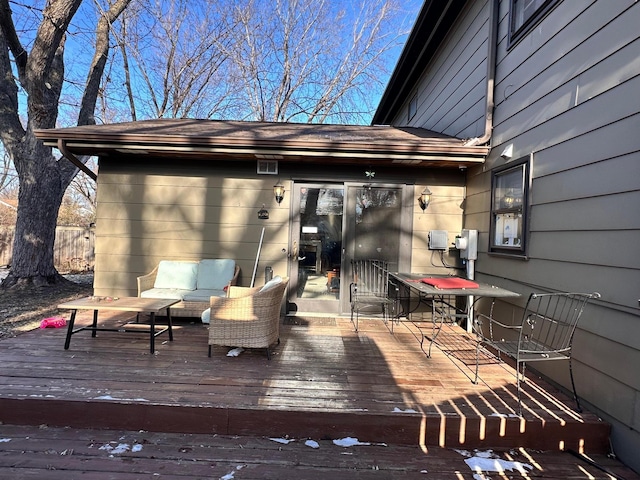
<box><xmin>474</xmin><ymin>291</ymin><xmax>600</xmax><ymax>414</ymax></box>
<box><xmin>349</xmin><ymin>259</ymin><xmax>396</xmax><ymax>332</ymax></box>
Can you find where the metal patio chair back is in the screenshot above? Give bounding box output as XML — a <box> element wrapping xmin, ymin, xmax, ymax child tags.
<box><xmin>474</xmin><ymin>291</ymin><xmax>600</xmax><ymax>414</ymax></box>
<box><xmin>349</xmin><ymin>259</ymin><xmax>395</xmax><ymax>331</ymax></box>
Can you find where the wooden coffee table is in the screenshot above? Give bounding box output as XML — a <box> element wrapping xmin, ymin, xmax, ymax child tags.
<box><xmin>58</xmin><ymin>296</ymin><xmax>179</xmax><ymax>354</ymax></box>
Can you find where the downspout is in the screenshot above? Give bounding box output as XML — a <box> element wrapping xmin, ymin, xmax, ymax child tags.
<box><xmin>57</xmin><ymin>139</ymin><xmax>98</xmax><ymax>181</ymax></box>
<box><xmin>464</xmin><ymin>0</ymin><xmax>499</xmax><ymax>147</ymax></box>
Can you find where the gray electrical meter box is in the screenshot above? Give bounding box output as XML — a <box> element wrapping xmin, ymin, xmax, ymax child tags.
<box><xmin>428</xmin><ymin>230</ymin><xmax>449</xmax><ymax>250</ymax></box>
<box><xmin>455</xmin><ymin>229</ymin><xmax>478</xmax><ymax>260</ymax></box>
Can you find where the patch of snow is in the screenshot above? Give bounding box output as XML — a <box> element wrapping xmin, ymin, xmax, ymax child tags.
<box><xmin>305</xmin><ymin>440</ymin><xmax>319</xmax><ymax>449</ymax></box>
<box><xmin>99</xmin><ymin>443</ymin><xmax>130</xmax><ymax>455</ymax></box>
<box><xmin>132</xmin><ymin>444</ymin><xmax>143</xmax><ymax>452</ymax></box>
<box><xmin>489</xmin><ymin>413</ymin><xmax>520</xmax><ymax>418</ymax></box>
<box><xmin>333</xmin><ymin>437</ymin><xmax>372</xmax><ymax>447</ymax></box>
<box><xmin>227</xmin><ymin>347</ymin><xmax>245</xmax><ymax>357</ymax></box>
<box><xmin>220</xmin><ymin>464</ymin><xmax>245</xmax><ymax>480</ymax></box>
<box><xmin>456</xmin><ymin>449</ymin><xmax>533</xmax><ymax>475</ymax></box>
<box><xmin>0</xmin><ymin>438</ymin><xmax>11</xmax><ymax>443</ymax></box>
<box><xmin>465</xmin><ymin>456</ymin><xmax>532</xmax><ymax>474</ymax></box>
<box><xmin>333</xmin><ymin>437</ymin><xmax>387</xmax><ymax>447</ymax></box>
<box><xmin>93</xmin><ymin>395</ymin><xmax>149</xmax><ymax>402</ymax></box>
<box><xmin>392</xmin><ymin>407</ymin><xmax>418</xmax><ymax>413</ymax></box>
<box><xmin>269</xmin><ymin>437</ymin><xmax>294</xmax><ymax>444</ymax></box>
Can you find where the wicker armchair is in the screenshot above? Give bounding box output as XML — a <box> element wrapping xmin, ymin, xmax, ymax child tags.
<box><xmin>207</xmin><ymin>277</ymin><xmax>289</xmax><ymax>359</ymax></box>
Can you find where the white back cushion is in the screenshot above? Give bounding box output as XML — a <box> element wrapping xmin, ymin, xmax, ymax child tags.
<box><xmin>259</xmin><ymin>275</ymin><xmax>282</xmax><ymax>292</ymax></box>
<box><xmin>154</xmin><ymin>260</ymin><xmax>198</xmax><ymax>290</ymax></box>
<box><xmin>197</xmin><ymin>259</ymin><xmax>236</xmax><ymax>290</ymax></box>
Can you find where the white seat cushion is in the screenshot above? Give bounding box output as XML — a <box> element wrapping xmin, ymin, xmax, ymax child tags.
<box><xmin>154</xmin><ymin>261</ymin><xmax>198</xmax><ymax>290</ymax></box>
<box><xmin>197</xmin><ymin>259</ymin><xmax>236</xmax><ymax>290</ymax></box>
<box><xmin>182</xmin><ymin>289</ymin><xmax>227</xmax><ymax>302</ymax></box>
<box><xmin>140</xmin><ymin>288</ymin><xmax>192</xmax><ymax>300</ymax></box>
<box><xmin>201</xmin><ymin>308</ymin><xmax>211</xmax><ymax>324</ymax></box>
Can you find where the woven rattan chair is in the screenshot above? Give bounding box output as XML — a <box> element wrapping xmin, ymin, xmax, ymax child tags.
<box><xmin>207</xmin><ymin>277</ymin><xmax>289</xmax><ymax>359</ymax></box>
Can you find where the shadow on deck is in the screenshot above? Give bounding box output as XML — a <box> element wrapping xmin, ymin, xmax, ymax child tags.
<box><xmin>0</xmin><ymin>310</ymin><xmax>610</xmax><ymax>455</ymax></box>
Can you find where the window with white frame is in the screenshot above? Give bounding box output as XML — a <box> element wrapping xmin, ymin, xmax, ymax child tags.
<box><xmin>509</xmin><ymin>0</ymin><xmax>559</xmax><ymax>46</ymax></box>
<box><xmin>489</xmin><ymin>157</ymin><xmax>530</xmax><ymax>256</ymax></box>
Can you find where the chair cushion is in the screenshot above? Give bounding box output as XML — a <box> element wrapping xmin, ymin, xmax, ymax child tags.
<box><xmin>141</xmin><ymin>288</ymin><xmax>192</xmax><ymax>300</ymax></box>
<box><xmin>197</xmin><ymin>259</ymin><xmax>236</xmax><ymax>290</ymax></box>
<box><xmin>201</xmin><ymin>308</ymin><xmax>211</xmax><ymax>324</ymax></box>
<box><xmin>182</xmin><ymin>289</ymin><xmax>227</xmax><ymax>302</ymax></box>
<box><xmin>259</xmin><ymin>275</ymin><xmax>283</xmax><ymax>292</ymax></box>
<box><xmin>154</xmin><ymin>261</ymin><xmax>198</xmax><ymax>290</ymax></box>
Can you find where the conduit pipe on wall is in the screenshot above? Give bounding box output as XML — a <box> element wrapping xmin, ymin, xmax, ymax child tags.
<box><xmin>464</xmin><ymin>0</ymin><xmax>500</xmax><ymax>147</ymax></box>
<box><xmin>57</xmin><ymin>139</ymin><xmax>98</xmax><ymax>181</ymax></box>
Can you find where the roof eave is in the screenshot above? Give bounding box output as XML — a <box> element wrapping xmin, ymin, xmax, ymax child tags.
<box><xmin>39</xmin><ymin>137</ymin><xmax>488</xmax><ymax>168</ymax></box>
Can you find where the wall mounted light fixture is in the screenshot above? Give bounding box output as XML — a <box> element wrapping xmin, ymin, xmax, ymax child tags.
<box><xmin>418</xmin><ymin>187</ymin><xmax>432</xmax><ymax>211</ymax></box>
<box><xmin>273</xmin><ymin>181</ymin><xmax>285</xmax><ymax>204</ymax></box>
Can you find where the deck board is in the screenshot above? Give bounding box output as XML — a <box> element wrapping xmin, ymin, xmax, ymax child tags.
<box><xmin>0</xmin><ymin>311</ymin><xmax>613</xmax><ymax>455</ymax></box>
<box><xmin>1</xmin><ymin>424</ymin><xmax>638</xmax><ymax>480</ymax></box>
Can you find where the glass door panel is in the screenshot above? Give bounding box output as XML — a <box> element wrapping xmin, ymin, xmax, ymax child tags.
<box><xmin>289</xmin><ymin>185</ymin><xmax>343</xmax><ymax>313</ymax></box>
<box><xmin>341</xmin><ymin>185</ymin><xmax>404</xmax><ymax>313</ymax></box>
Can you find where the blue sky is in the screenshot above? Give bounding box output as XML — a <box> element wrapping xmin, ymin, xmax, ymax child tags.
<box><xmin>10</xmin><ymin>0</ymin><xmax>423</xmax><ymax>127</ymax></box>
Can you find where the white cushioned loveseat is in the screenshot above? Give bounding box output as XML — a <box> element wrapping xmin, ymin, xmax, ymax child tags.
<box><xmin>137</xmin><ymin>259</ymin><xmax>240</xmax><ymax>318</ymax></box>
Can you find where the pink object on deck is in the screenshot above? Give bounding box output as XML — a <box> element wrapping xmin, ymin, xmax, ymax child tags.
<box><xmin>40</xmin><ymin>317</ymin><xmax>67</xmax><ymax>329</ymax></box>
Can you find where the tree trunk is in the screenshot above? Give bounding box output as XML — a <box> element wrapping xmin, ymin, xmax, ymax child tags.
<box><xmin>0</xmin><ymin>0</ymin><xmax>130</xmax><ymax>289</ymax></box>
<box><xmin>2</xmin><ymin>143</ymin><xmax>67</xmax><ymax>288</ymax></box>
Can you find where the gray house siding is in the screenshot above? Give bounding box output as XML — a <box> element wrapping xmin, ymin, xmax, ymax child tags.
<box><xmin>389</xmin><ymin>0</ymin><xmax>640</xmax><ymax>470</ymax></box>
<box><xmin>404</xmin><ymin>0</ymin><xmax>490</xmax><ymax>139</ymax></box>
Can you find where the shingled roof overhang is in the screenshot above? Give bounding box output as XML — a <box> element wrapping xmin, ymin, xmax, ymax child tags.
<box><xmin>35</xmin><ymin>118</ymin><xmax>488</xmax><ymax>170</ymax></box>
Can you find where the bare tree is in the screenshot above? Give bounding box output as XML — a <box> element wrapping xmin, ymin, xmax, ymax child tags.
<box><xmin>112</xmin><ymin>0</ymin><xmax>239</xmax><ymax>120</ymax></box>
<box><xmin>0</xmin><ymin>148</ymin><xmax>15</xmax><ymax>194</ymax></box>
<box><xmin>0</xmin><ymin>0</ymin><xmax>131</xmax><ymax>287</ymax></box>
<box><xmin>109</xmin><ymin>0</ymin><xmax>409</xmax><ymax>124</ymax></box>
<box><xmin>222</xmin><ymin>0</ymin><xmax>406</xmax><ymax>123</ymax></box>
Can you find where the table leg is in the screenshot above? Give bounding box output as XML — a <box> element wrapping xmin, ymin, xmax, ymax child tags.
<box><xmin>64</xmin><ymin>310</ymin><xmax>77</xmax><ymax>350</ymax></box>
<box><xmin>91</xmin><ymin>309</ymin><xmax>98</xmax><ymax>337</ymax></box>
<box><xmin>167</xmin><ymin>308</ymin><xmax>174</xmax><ymax>341</ymax></box>
<box><xmin>150</xmin><ymin>311</ymin><xmax>156</xmax><ymax>354</ymax></box>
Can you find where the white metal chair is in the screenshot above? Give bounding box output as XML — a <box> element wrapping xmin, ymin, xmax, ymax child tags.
<box><xmin>474</xmin><ymin>291</ymin><xmax>600</xmax><ymax>414</ymax></box>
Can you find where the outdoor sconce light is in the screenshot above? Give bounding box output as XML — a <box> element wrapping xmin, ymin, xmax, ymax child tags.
<box><xmin>273</xmin><ymin>181</ymin><xmax>285</xmax><ymax>204</ymax></box>
<box><xmin>418</xmin><ymin>187</ymin><xmax>432</xmax><ymax>211</ymax></box>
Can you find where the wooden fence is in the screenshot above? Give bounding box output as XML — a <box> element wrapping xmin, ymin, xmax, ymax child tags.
<box><xmin>0</xmin><ymin>226</ymin><xmax>95</xmax><ymax>272</ymax></box>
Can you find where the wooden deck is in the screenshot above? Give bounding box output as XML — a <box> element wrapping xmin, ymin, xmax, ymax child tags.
<box><xmin>1</xmin><ymin>424</ymin><xmax>638</xmax><ymax>479</ymax></box>
<box><xmin>0</xmin><ymin>310</ymin><xmax>613</xmax><ymax>456</ymax></box>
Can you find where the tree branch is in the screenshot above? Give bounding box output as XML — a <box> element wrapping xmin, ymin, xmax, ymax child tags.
<box><xmin>78</xmin><ymin>0</ymin><xmax>131</xmax><ymax>126</ymax></box>
<box><xmin>0</xmin><ymin>0</ymin><xmax>27</xmax><ymax>79</ymax></box>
